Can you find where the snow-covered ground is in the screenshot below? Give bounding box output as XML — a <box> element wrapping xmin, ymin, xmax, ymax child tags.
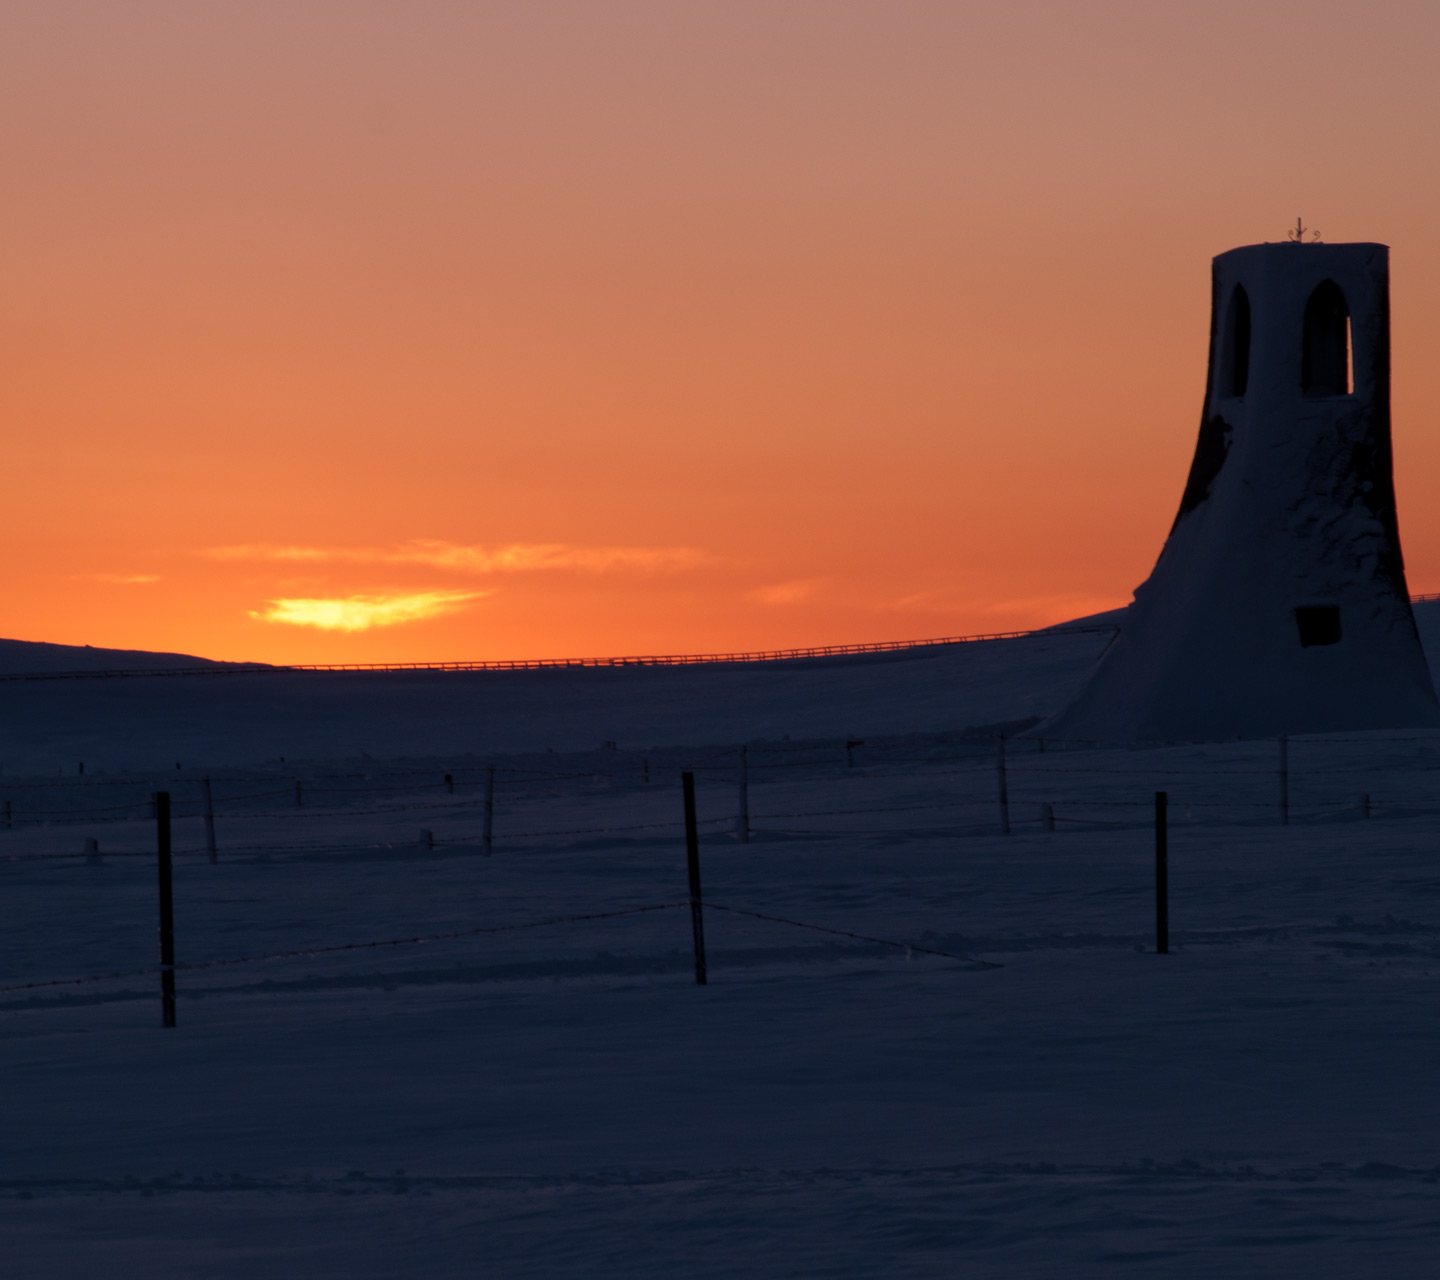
<box><xmin>5</xmin><ymin>613</ymin><xmax>1440</xmax><ymax>1276</ymax></box>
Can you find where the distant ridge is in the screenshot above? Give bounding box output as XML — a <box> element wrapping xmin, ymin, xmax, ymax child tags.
<box><xmin>0</xmin><ymin>637</ymin><xmax>239</xmax><ymax>676</ymax></box>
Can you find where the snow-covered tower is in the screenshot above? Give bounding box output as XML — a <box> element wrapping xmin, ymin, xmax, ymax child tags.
<box><xmin>1041</xmin><ymin>238</ymin><xmax>1439</xmax><ymax>743</ymax></box>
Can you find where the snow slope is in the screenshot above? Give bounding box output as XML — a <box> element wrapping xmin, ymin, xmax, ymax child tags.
<box><xmin>2</xmin><ymin>597</ymin><xmax>1437</xmax><ymax>771</ymax></box>
<box><xmin>0</xmin><ymin>630</ymin><xmax>1117</xmax><ymax>774</ymax></box>
<box><xmin>5</xmin><ymin>611</ymin><xmax>1440</xmax><ymax>1277</ymax></box>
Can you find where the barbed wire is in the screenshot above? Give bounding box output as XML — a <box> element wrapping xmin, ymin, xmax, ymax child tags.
<box><xmin>702</xmin><ymin>903</ymin><xmax>1002</xmax><ymax>970</ymax></box>
<box><xmin>0</xmin><ymin>895</ymin><xmax>1011</xmax><ymax>999</ymax></box>
<box><xmin>0</xmin><ymin>902</ymin><xmax>690</xmax><ymax>995</ymax></box>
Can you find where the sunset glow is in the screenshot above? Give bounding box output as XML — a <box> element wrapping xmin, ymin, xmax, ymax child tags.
<box><xmin>4</xmin><ymin>2</ymin><xmax>1440</xmax><ymax>663</ymax></box>
<box><xmin>253</xmin><ymin>590</ymin><xmax>490</xmax><ymax>632</ymax></box>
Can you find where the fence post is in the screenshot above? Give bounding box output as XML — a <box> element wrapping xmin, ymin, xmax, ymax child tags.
<box><xmin>1041</xmin><ymin>802</ymin><xmax>1055</xmax><ymax>832</ymax></box>
<box><xmin>1155</xmin><ymin>791</ymin><xmax>1169</xmax><ymax>955</ymax></box>
<box><xmin>201</xmin><ymin>777</ymin><xmax>217</xmax><ymax>865</ymax></box>
<box><xmin>156</xmin><ymin>791</ymin><xmax>176</xmax><ymax>1028</ymax></box>
<box><xmin>737</xmin><ymin>746</ymin><xmax>749</xmax><ymax>844</ymax></box>
<box><xmin>420</xmin><ymin>828</ymin><xmax>434</xmax><ymax>851</ymax></box>
<box><xmin>996</xmin><ymin>734</ymin><xmax>1010</xmax><ymax>835</ymax></box>
<box><xmin>846</xmin><ymin>738</ymin><xmax>863</xmax><ymax>768</ymax></box>
<box><xmin>682</xmin><ymin>771</ymin><xmax>708</xmax><ymax>985</ymax></box>
<box><xmin>482</xmin><ymin>764</ymin><xmax>495</xmax><ymax>856</ymax></box>
<box><xmin>85</xmin><ymin>836</ymin><xmax>102</xmax><ymax>865</ymax></box>
<box><xmin>1278</xmin><ymin>736</ymin><xmax>1289</xmax><ymax>826</ymax></box>
<box><xmin>444</xmin><ymin>773</ymin><xmax>454</xmax><ymax>795</ymax></box>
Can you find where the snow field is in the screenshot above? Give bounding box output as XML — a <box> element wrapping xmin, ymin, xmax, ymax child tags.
<box><xmin>4</xmin><ymin>731</ymin><xmax>1440</xmax><ymax>1275</ymax></box>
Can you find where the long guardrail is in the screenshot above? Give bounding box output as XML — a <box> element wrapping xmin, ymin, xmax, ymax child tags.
<box><xmin>0</xmin><ymin>624</ymin><xmax>1122</xmax><ymax>682</ymax></box>
<box><xmin>6</xmin><ymin>590</ymin><xmax>1437</xmax><ymax>682</ymax></box>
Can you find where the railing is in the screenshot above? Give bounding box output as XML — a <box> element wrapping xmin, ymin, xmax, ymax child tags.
<box><xmin>4</xmin><ymin>589</ymin><xmax>1435</xmax><ymax>682</ymax></box>
<box><xmin>0</xmin><ymin>624</ymin><xmax>1120</xmax><ymax>682</ymax></box>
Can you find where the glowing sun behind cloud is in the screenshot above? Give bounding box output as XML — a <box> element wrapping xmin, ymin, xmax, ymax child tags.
<box><xmin>252</xmin><ymin>590</ymin><xmax>490</xmax><ymax>632</ymax></box>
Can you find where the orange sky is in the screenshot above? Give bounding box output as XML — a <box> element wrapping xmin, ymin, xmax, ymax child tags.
<box><xmin>4</xmin><ymin>1</ymin><xmax>1440</xmax><ymax>663</ymax></box>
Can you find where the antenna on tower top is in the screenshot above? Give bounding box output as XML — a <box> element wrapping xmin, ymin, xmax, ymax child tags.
<box><xmin>1287</xmin><ymin>216</ymin><xmax>1322</xmax><ymax>243</ymax></box>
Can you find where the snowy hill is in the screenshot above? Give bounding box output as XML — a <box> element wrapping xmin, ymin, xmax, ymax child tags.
<box><xmin>0</xmin><ymin>637</ymin><xmax>235</xmax><ymax>674</ymax></box>
<box><xmin>0</xmin><ymin>628</ymin><xmax>1116</xmax><ymax>773</ymax></box>
<box><xmin>8</xmin><ymin>606</ymin><xmax>1440</xmax><ymax>1275</ymax></box>
<box><xmin>2</xmin><ymin>599</ymin><xmax>1438</xmax><ymax>772</ymax></box>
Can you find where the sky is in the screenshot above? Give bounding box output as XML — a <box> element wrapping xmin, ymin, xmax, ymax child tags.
<box><xmin>4</xmin><ymin>0</ymin><xmax>1440</xmax><ymax>664</ymax></box>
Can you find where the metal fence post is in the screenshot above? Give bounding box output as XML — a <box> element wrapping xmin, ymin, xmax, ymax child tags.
<box><xmin>483</xmin><ymin>764</ymin><xmax>495</xmax><ymax>856</ymax></box>
<box><xmin>1278</xmin><ymin>736</ymin><xmax>1289</xmax><ymax>826</ymax></box>
<box><xmin>996</xmin><ymin>734</ymin><xmax>1011</xmax><ymax>835</ymax></box>
<box><xmin>201</xmin><ymin>777</ymin><xmax>217</xmax><ymax>865</ymax></box>
<box><xmin>682</xmin><ymin>771</ymin><xmax>708</xmax><ymax>985</ymax></box>
<box><xmin>156</xmin><ymin>791</ymin><xmax>176</xmax><ymax>1027</ymax></box>
<box><xmin>737</xmin><ymin>746</ymin><xmax>749</xmax><ymax>844</ymax></box>
<box><xmin>1155</xmin><ymin>791</ymin><xmax>1169</xmax><ymax>955</ymax></box>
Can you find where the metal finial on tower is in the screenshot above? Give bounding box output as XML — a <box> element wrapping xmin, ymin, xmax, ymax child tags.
<box><xmin>1287</xmin><ymin>216</ymin><xmax>1322</xmax><ymax>243</ymax></box>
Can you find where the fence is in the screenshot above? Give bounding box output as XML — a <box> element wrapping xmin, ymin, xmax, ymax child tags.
<box><xmin>2</xmin><ymin>727</ymin><xmax>1436</xmax><ymax>1024</ymax></box>
<box><xmin>0</xmin><ymin>728</ymin><xmax>1427</xmax><ymax>844</ymax></box>
<box><xmin>0</xmin><ymin>624</ymin><xmax>1124</xmax><ymax>683</ymax></box>
<box><xmin>7</xmin><ymin>590</ymin><xmax>1439</xmax><ymax>683</ymax></box>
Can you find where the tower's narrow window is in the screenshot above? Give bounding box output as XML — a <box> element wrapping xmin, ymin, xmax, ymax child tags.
<box><xmin>1295</xmin><ymin>605</ymin><xmax>1341</xmax><ymax>647</ymax></box>
<box><xmin>1302</xmin><ymin>280</ymin><xmax>1351</xmax><ymax>396</ymax></box>
<box><xmin>1224</xmin><ymin>285</ymin><xmax>1251</xmax><ymax>397</ymax></box>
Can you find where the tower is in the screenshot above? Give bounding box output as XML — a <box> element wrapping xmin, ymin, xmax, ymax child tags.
<box><xmin>1040</xmin><ymin>239</ymin><xmax>1439</xmax><ymax>743</ymax></box>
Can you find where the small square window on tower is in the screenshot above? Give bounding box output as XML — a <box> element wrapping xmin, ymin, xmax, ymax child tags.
<box><xmin>1295</xmin><ymin>605</ymin><xmax>1341</xmax><ymax>647</ymax></box>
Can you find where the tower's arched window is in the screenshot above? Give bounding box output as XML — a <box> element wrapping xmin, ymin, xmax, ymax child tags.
<box><xmin>1302</xmin><ymin>280</ymin><xmax>1352</xmax><ymax>396</ymax></box>
<box><xmin>1223</xmin><ymin>285</ymin><xmax>1251</xmax><ymax>397</ymax></box>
